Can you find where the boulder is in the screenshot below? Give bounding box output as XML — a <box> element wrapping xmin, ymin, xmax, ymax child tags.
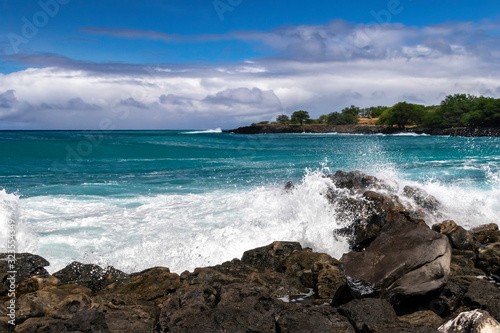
<box><xmin>476</xmin><ymin>242</ymin><xmax>500</xmax><ymax>276</ymax></box>
<box><xmin>280</xmin><ymin>249</ymin><xmax>345</xmax><ymax>300</ymax></box>
<box><xmin>399</xmin><ymin>310</ymin><xmax>445</xmax><ymax>329</ymax></box>
<box><xmin>103</xmin><ymin>266</ymin><xmax>182</xmax><ymax>303</ymax></box>
<box><xmin>433</xmin><ymin>221</ymin><xmax>476</xmax><ymax>251</ymax></box>
<box><xmin>18</xmin><ymin>275</ymin><xmax>61</xmax><ymax>294</ymax></box>
<box><xmin>53</xmin><ymin>262</ymin><xmax>127</xmax><ymax>292</ymax></box>
<box><xmin>0</xmin><ymin>253</ymin><xmax>49</xmax><ymax>292</ymax></box>
<box><xmin>403</xmin><ymin>185</ymin><xmax>441</xmax><ymax>211</ymax></box>
<box><xmin>276</xmin><ymin>305</ymin><xmax>355</xmax><ymax>333</ymax></box>
<box><xmin>93</xmin><ymin>294</ymin><xmax>160</xmax><ymax>333</ymax></box>
<box><xmin>472</xmin><ymin>223</ymin><xmax>500</xmax><ymax>244</ymax></box>
<box><xmin>328</xmin><ymin>170</ymin><xmax>389</xmax><ymax>192</ymax></box>
<box><xmin>13</xmin><ymin>284</ymin><xmax>92</xmax><ymax>324</ymax></box>
<box><xmin>433</xmin><ymin>220</ymin><xmax>459</xmax><ymax>234</ymax></box>
<box><xmin>430</xmin><ymin>276</ymin><xmax>477</xmax><ymax>317</ymax></box>
<box><xmin>159</xmin><ymin>283</ymin><xmax>282</xmax><ymax>332</ymax></box>
<box><xmin>342</xmin><ymin>219</ymin><xmax>451</xmax><ymax>299</ymax></box>
<box><xmin>462</xmin><ymin>279</ymin><xmax>500</xmax><ymax>321</ymax></box>
<box><xmin>337</xmin><ymin>298</ymin><xmax>418</xmax><ymax>332</ymax></box>
<box><xmin>438</xmin><ymin>309</ymin><xmax>500</xmax><ymax>333</ymax></box>
<box><xmin>241</xmin><ymin>241</ymin><xmax>302</xmax><ymax>271</ymax></box>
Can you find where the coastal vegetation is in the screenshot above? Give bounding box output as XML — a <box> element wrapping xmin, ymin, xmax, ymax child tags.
<box><xmin>251</xmin><ymin>94</ymin><xmax>500</xmax><ymax>129</ymax></box>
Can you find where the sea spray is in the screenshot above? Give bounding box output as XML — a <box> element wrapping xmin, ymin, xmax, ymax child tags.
<box><xmin>0</xmin><ymin>189</ymin><xmax>38</xmax><ymax>253</ymax></box>
<box><xmin>14</xmin><ymin>169</ymin><xmax>350</xmax><ymax>274</ymax></box>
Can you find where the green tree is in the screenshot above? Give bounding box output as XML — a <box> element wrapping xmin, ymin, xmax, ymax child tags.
<box><xmin>291</xmin><ymin>110</ymin><xmax>310</xmax><ymax>125</ymax></box>
<box><xmin>437</xmin><ymin>94</ymin><xmax>477</xmax><ymax>127</ymax></box>
<box><xmin>276</xmin><ymin>114</ymin><xmax>290</xmax><ymax>125</ymax></box>
<box><xmin>337</xmin><ymin>105</ymin><xmax>360</xmax><ymax>125</ymax></box>
<box><xmin>325</xmin><ymin>112</ymin><xmax>341</xmax><ymax>125</ymax></box>
<box><xmin>318</xmin><ymin>115</ymin><xmax>328</xmax><ymax>124</ymax></box>
<box><xmin>377</xmin><ymin>102</ymin><xmax>424</xmax><ymax>128</ymax></box>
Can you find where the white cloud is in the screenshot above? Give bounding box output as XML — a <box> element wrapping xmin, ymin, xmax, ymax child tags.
<box><xmin>0</xmin><ymin>20</ymin><xmax>500</xmax><ymax>129</ymax></box>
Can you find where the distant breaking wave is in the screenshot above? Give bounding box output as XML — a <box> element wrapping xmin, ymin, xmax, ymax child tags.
<box><xmin>184</xmin><ymin>128</ymin><xmax>222</xmax><ymax>134</ymax></box>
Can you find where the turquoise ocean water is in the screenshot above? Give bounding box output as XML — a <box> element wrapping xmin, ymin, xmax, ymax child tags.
<box><xmin>1</xmin><ymin>130</ymin><xmax>499</xmax><ymax>273</ymax></box>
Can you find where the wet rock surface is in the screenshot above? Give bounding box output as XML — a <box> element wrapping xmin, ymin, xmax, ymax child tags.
<box><xmin>2</xmin><ymin>170</ymin><xmax>499</xmax><ymax>332</ymax></box>
<box><xmin>342</xmin><ymin>218</ymin><xmax>452</xmax><ymax>299</ymax></box>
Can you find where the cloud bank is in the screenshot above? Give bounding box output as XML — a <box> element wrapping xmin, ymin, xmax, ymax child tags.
<box><xmin>1</xmin><ymin>20</ymin><xmax>500</xmax><ymax>129</ymax></box>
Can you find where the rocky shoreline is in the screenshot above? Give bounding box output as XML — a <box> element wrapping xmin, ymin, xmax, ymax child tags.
<box><xmin>227</xmin><ymin>125</ymin><xmax>500</xmax><ymax>137</ymax></box>
<box><xmin>2</xmin><ymin>171</ymin><xmax>500</xmax><ymax>332</ymax></box>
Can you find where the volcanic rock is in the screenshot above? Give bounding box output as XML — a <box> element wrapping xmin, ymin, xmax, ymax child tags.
<box><xmin>342</xmin><ymin>219</ymin><xmax>451</xmax><ymax>299</ymax></box>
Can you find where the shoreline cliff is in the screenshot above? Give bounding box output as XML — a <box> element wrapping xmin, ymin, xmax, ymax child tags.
<box><xmin>227</xmin><ymin>124</ymin><xmax>500</xmax><ymax>137</ymax></box>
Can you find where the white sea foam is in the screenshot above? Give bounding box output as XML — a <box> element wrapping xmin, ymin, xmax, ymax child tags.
<box><xmin>0</xmin><ymin>189</ymin><xmax>38</xmax><ymax>254</ymax></box>
<box><xmin>10</xmin><ymin>170</ymin><xmax>350</xmax><ymax>274</ymax></box>
<box><xmin>388</xmin><ymin>132</ymin><xmax>431</xmax><ymax>136</ymax></box>
<box><xmin>183</xmin><ymin>128</ymin><xmax>222</xmax><ymax>134</ymax></box>
<box><xmin>2</xmin><ymin>167</ymin><xmax>499</xmax><ymax>275</ymax></box>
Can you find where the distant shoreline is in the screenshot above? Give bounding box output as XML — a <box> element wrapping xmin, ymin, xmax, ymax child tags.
<box><xmin>227</xmin><ymin>124</ymin><xmax>500</xmax><ymax>137</ymax></box>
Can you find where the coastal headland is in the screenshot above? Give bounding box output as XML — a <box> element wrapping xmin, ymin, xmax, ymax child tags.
<box><xmin>228</xmin><ymin>124</ymin><xmax>500</xmax><ymax>137</ymax></box>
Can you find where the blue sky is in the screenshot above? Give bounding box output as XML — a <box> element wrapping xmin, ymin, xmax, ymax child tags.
<box><xmin>0</xmin><ymin>0</ymin><xmax>499</xmax><ymax>129</ymax></box>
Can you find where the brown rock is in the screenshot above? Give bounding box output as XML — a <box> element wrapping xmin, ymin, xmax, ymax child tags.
<box><xmin>476</xmin><ymin>242</ymin><xmax>500</xmax><ymax>276</ymax></box>
<box><xmin>53</xmin><ymin>262</ymin><xmax>127</xmax><ymax>293</ymax></box>
<box><xmin>433</xmin><ymin>220</ymin><xmax>459</xmax><ymax>234</ymax></box>
<box><xmin>399</xmin><ymin>310</ymin><xmax>445</xmax><ymax>329</ymax></box>
<box><xmin>463</xmin><ymin>279</ymin><xmax>500</xmax><ymax>321</ymax></box>
<box><xmin>241</xmin><ymin>241</ymin><xmax>302</xmax><ymax>271</ymax></box>
<box><xmin>472</xmin><ymin>223</ymin><xmax>500</xmax><ymax>244</ymax></box>
<box><xmin>343</xmin><ymin>219</ymin><xmax>451</xmax><ymax>299</ymax></box>
<box><xmin>93</xmin><ymin>294</ymin><xmax>160</xmax><ymax>333</ymax></box>
<box><xmin>18</xmin><ymin>275</ymin><xmax>61</xmax><ymax>294</ymax></box>
<box><xmin>439</xmin><ymin>309</ymin><xmax>500</xmax><ymax>332</ymax></box>
<box><xmin>276</xmin><ymin>305</ymin><xmax>355</xmax><ymax>333</ymax></box>
<box><xmin>104</xmin><ymin>267</ymin><xmax>182</xmax><ymax>303</ymax></box>
<box><xmin>338</xmin><ymin>298</ymin><xmax>415</xmax><ymax>332</ymax></box>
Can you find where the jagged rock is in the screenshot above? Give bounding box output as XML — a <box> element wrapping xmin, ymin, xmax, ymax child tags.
<box><xmin>433</xmin><ymin>220</ymin><xmax>459</xmax><ymax>234</ymax></box>
<box><xmin>338</xmin><ymin>298</ymin><xmax>417</xmax><ymax>332</ymax></box>
<box><xmin>241</xmin><ymin>241</ymin><xmax>302</xmax><ymax>271</ymax></box>
<box><xmin>13</xmin><ymin>284</ymin><xmax>92</xmax><ymax>324</ymax></box>
<box><xmin>246</xmin><ymin>270</ymin><xmax>309</xmax><ymax>298</ymax></box>
<box><xmin>14</xmin><ymin>317</ymin><xmax>71</xmax><ymax>333</ymax></box>
<box><xmin>158</xmin><ymin>283</ymin><xmax>282</xmax><ymax>332</ymax></box>
<box><xmin>476</xmin><ymin>242</ymin><xmax>500</xmax><ymax>276</ymax></box>
<box><xmin>48</xmin><ymin>294</ymin><xmax>93</xmax><ymax>320</ymax></box>
<box><xmin>450</xmin><ymin>250</ymin><xmax>484</xmax><ymax>277</ymax></box>
<box><xmin>328</xmin><ymin>170</ymin><xmax>389</xmax><ymax>192</ymax></box>
<box><xmin>343</xmin><ymin>219</ymin><xmax>451</xmax><ymax>299</ymax></box>
<box><xmin>431</xmin><ymin>276</ymin><xmax>477</xmax><ymax>317</ymax></box>
<box><xmin>283</xmin><ymin>181</ymin><xmax>295</xmax><ymax>191</ymax></box>
<box><xmin>93</xmin><ymin>294</ymin><xmax>160</xmax><ymax>332</ymax></box>
<box><xmin>18</xmin><ymin>275</ymin><xmax>61</xmax><ymax>294</ymax></box>
<box><xmin>0</xmin><ymin>253</ymin><xmax>50</xmax><ymax>294</ymax></box>
<box><xmin>103</xmin><ymin>267</ymin><xmax>182</xmax><ymax>303</ymax></box>
<box><xmin>438</xmin><ymin>309</ymin><xmax>500</xmax><ymax>332</ymax></box>
<box><xmin>276</xmin><ymin>305</ymin><xmax>355</xmax><ymax>333</ymax></box>
<box><xmin>472</xmin><ymin>223</ymin><xmax>500</xmax><ymax>244</ymax></box>
<box><xmin>403</xmin><ymin>185</ymin><xmax>441</xmax><ymax>211</ymax></box>
<box><xmin>433</xmin><ymin>221</ymin><xmax>476</xmax><ymax>251</ymax></box>
<box><xmin>399</xmin><ymin>310</ymin><xmax>445</xmax><ymax>329</ymax></box>
<box><xmin>463</xmin><ymin>279</ymin><xmax>500</xmax><ymax>321</ymax></box>
<box><xmin>280</xmin><ymin>249</ymin><xmax>345</xmax><ymax>300</ymax></box>
<box><xmin>53</xmin><ymin>262</ymin><xmax>127</xmax><ymax>292</ymax></box>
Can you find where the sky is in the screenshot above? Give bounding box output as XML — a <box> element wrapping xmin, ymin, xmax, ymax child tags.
<box><xmin>0</xmin><ymin>0</ymin><xmax>499</xmax><ymax>129</ymax></box>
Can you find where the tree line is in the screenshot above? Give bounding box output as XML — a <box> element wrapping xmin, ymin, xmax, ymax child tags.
<box><xmin>251</xmin><ymin>94</ymin><xmax>500</xmax><ymax>128</ymax></box>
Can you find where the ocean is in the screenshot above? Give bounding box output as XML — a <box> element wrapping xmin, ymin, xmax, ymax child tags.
<box><xmin>1</xmin><ymin>130</ymin><xmax>499</xmax><ymax>274</ymax></box>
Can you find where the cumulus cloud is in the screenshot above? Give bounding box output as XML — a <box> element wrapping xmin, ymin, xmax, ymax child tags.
<box><xmin>204</xmin><ymin>87</ymin><xmax>281</xmax><ymax>107</ymax></box>
<box><xmin>0</xmin><ymin>20</ymin><xmax>499</xmax><ymax>129</ymax></box>
<box><xmin>118</xmin><ymin>98</ymin><xmax>149</xmax><ymax>110</ymax></box>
